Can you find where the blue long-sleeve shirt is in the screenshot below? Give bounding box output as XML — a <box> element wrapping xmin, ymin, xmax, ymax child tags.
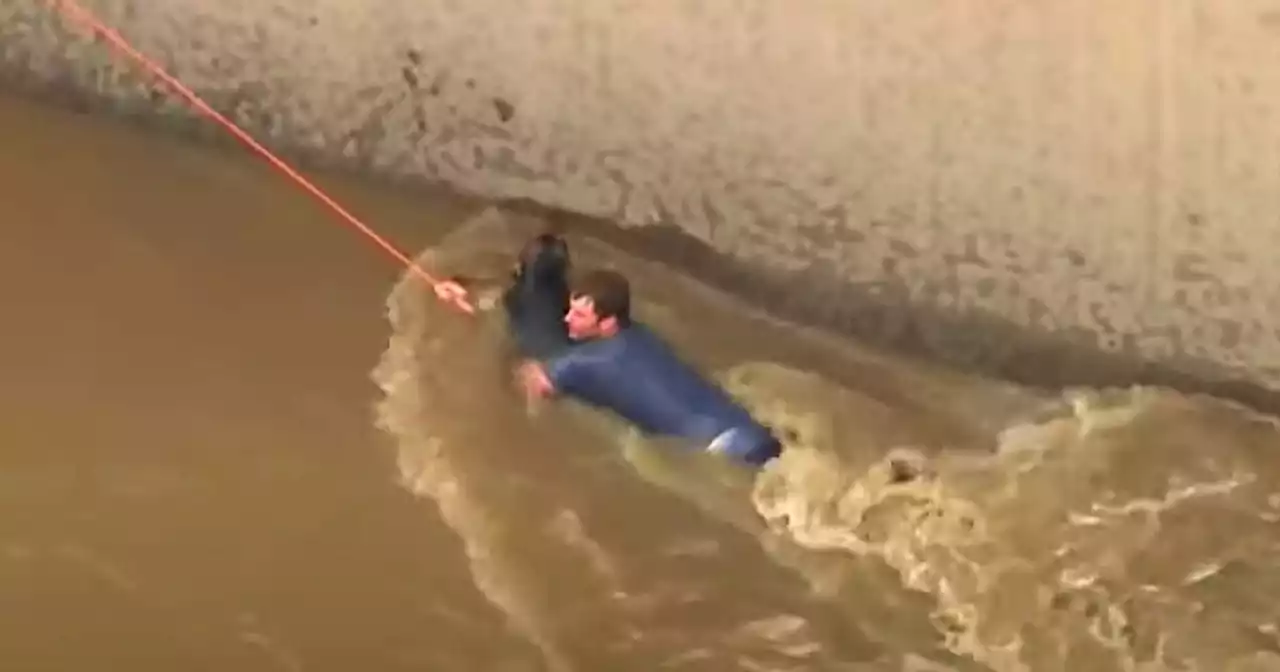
<box><xmin>546</xmin><ymin>323</ymin><xmax>780</xmax><ymax>465</ymax></box>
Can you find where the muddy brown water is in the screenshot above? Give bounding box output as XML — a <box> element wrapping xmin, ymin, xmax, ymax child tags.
<box><xmin>2</xmin><ymin>92</ymin><xmax>1279</xmax><ymax>672</ymax></box>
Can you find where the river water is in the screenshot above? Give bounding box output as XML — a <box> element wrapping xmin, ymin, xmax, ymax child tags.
<box><xmin>3</xmin><ymin>91</ymin><xmax>1279</xmax><ymax>672</ymax></box>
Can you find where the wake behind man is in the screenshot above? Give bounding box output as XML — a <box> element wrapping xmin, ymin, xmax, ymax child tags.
<box><xmin>434</xmin><ymin>233</ymin><xmax>783</xmax><ymax>467</ymax></box>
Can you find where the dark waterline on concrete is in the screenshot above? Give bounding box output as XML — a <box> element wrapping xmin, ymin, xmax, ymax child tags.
<box><xmin>6</xmin><ymin>71</ymin><xmax>1273</xmax><ymax>416</ymax></box>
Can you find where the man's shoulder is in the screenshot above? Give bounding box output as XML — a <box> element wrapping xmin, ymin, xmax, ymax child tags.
<box><xmin>603</xmin><ymin>323</ymin><xmax>675</xmax><ymax>362</ymax></box>
<box><xmin>615</xmin><ymin>322</ymin><xmax>673</xmax><ymax>349</ymax></box>
<box><xmin>551</xmin><ymin>323</ymin><xmax>671</xmax><ymax>372</ymax></box>
<box><xmin>545</xmin><ymin>334</ymin><xmax>616</xmax><ymax>382</ymax></box>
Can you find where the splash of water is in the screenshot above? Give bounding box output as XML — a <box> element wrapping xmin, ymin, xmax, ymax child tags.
<box><xmin>375</xmin><ymin>206</ymin><xmax>1280</xmax><ymax>672</ymax></box>
<box><xmin>736</xmin><ymin>366</ymin><xmax>1280</xmax><ymax>671</ymax></box>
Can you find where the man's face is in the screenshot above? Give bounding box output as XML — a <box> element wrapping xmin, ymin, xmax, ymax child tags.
<box><xmin>565</xmin><ymin>295</ymin><xmax>606</xmax><ymax>340</ymax></box>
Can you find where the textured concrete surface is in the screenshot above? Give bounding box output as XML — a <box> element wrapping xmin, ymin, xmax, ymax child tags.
<box><xmin>4</xmin><ymin>0</ymin><xmax>1280</xmax><ymax>403</ymax></box>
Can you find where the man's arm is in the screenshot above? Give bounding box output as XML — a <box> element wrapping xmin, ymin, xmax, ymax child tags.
<box><xmin>517</xmin><ymin>352</ymin><xmax>583</xmax><ymax>402</ymax></box>
<box><xmin>517</xmin><ymin>360</ymin><xmax>555</xmax><ymax>401</ymax></box>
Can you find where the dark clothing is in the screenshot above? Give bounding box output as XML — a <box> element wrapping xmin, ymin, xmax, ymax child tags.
<box><xmin>501</xmin><ymin>236</ymin><xmax>574</xmax><ymax>361</ymax></box>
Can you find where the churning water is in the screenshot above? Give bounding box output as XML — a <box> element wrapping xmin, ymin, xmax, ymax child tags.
<box><xmin>374</xmin><ymin>208</ymin><xmax>1280</xmax><ymax>672</ymax></box>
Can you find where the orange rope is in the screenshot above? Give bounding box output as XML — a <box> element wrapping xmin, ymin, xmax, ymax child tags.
<box><xmin>49</xmin><ymin>0</ymin><xmax>475</xmax><ymax>315</ymax></box>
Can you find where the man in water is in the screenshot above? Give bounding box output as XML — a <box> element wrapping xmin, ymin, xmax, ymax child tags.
<box><xmin>435</xmin><ymin>234</ymin><xmax>783</xmax><ymax>467</ymax></box>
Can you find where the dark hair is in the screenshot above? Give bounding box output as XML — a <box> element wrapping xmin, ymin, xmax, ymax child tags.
<box><xmin>572</xmin><ymin>269</ymin><xmax>631</xmax><ymax>327</ymax></box>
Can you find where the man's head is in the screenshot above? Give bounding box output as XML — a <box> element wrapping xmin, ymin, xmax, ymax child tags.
<box><xmin>565</xmin><ymin>269</ymin><xmax>631</xmax><ymax>340</ymax></box>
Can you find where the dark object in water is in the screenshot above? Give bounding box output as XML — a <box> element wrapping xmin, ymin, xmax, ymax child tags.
<box><xmin>502</xmin><ymin>233</ymin><xmax>574</xmax><ymax>361</ymax></box>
